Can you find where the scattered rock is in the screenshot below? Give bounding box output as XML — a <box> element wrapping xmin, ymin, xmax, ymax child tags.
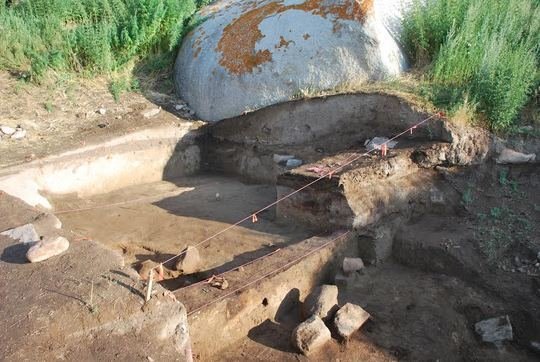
<box><xmin>365</xmin><ymin>137</ymin><xmax>398</xmax><ymax>152</ymax></box>
<box><xmin>343</xmin><ymin>257</ymin><xmax>364</xmax><ymax>275</ymax></box>
<box><xmin>291</xmin><ymin>315</ymin><xmax>331</xmax><ymax>355</ymax></box>
<box><xmin>11</xmin><ymin>127</ymin><xmax>26</xmax><ymax>140</ymax></box>
<box><xmin>208</xmin><ymin>275</ymin><xmax>229</xmax><ymax>290</ymax></box>
<box><xmin>1</xmin><ymin>125</ymin><xmax>16</xmax><ymax>135</ymax></box>
<box><xmin>142</xmin><ymin>107</ymin><xmax>161</xmax><ymax>118</ymax></box>
<box><xmin>430</xmin><ymin>187</ymin><xmax>445</xmax><ymax>205</ymax></box>
<box><xmin>285</xmin><ymin>158</ymin><xmax>303</xmax><ymax>169</ymax></box>
<box><xmin>1</xmin><ymin>223</ymin><xmax>39</xmax><ymax>243</ymax></box>
<box><xmin>334</xmin><ymin>303</ymin><xmax>371</xmax><ymax>339</ymax></box>
<box><xmin>475</xmin><ymin>315</ymin><xmax>513</xmax><ymax>345</ymax></box>
<box><xmin>97</xmin><ymin>107</ymin><xmax>107</xmax><ymax>115</ymax></box>
<box><xmin>26</xmin><ymin>236</ymin><xmax>69</xmax><ymax>262</ymax></box>
<box><xmin>175</xmin><ymin>245</ymin><xmax>201</xmax><ymax>274</ymax></box>
<box><xmin>496</xmin><ymin>148</ymin><xmax>536</xmax><ymax>164</ymax></box>
<box><xmin>273</xmin><ymin>154</ymin><xmax>295</xmax><ymax>164</ymax></box>
<box><xmin>303</xmin><ymin>284</ymin><xmax>339</xmax><ymax>321</ymax></box>
<box><xmin>174</xmin><ymin>104</ymin><xmax>187</xmax><ymax>111</ymax></box>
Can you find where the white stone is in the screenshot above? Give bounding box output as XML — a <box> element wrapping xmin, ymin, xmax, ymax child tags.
<box><xmin>291</xmin><ymin>315</ymin><xmax>331</xmax><ymax>355</ymax></box>
<box><xmin>1</xmin><ymin>223</ymin><xmax>39</xmax><ymax>243</ymax></box>
<box><xmin>496</xmin><ymin>148</ymin><xmax>536</xmax><ymax>164</ymax></box>
<box><xmin>474</xmin><ymin>315</ymin><xmax>513</xmax><ymax>345</ymax></box>
<box><xmin>1</xmin><ymin>125</ymin><xmax>16</xmax><ymax>135</ymax></box>
<box><xmin>142</xmin><ymin>107</ymin><xmax>161</xmax><ymax>118</ymax></box>
<box><xmin>97</xmin><ymin>108</ymin><xmax>107</xmax><ymax>115</ymax></box>
<box><xmin>273</xmin><ymin>154</ymin><xmax>295</xmax><ymax>164</ymax></box>
<box><xmin>285</xmin><ymin>159</ymin><xmax>303</xmax><ymax>169</ymax></box>
<box><xmin>10</xmin><ymin>128</ymin><xmax>26</xmax><ymax>140</ymax></box>
<box><xmin>175</xmin><ymin>245</ymin><xmax>201</xmax><ymax>274</ymax></box>
<box><xmin>303</xmin><ymin>284</ymin><xmax>339</xmax><ymax>321</ymax></box>
<box><xmin>175</xmin><ymin>0</ymin><xmax>411</xmax><ymax>121</ymax></box>
<box><xmin>365</xmin><ymin>137</ymin><xmax>398</xmax><ymax>152</ymax></box>
<box><xmin>26</xmin><ymin>236</ymin><xmax>70</xmax><ymax>262</ymax></box>
<box><xmin>343</xmin><ymin>257</ymin><xmax>364</xmax><ymax>274</ymax></box>
<box><xmin>334</xmin><ymin>303</ymin><xmax>370</xmax><ymax>339</ymax></box>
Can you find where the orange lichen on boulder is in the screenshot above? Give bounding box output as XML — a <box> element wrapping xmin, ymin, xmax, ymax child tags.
<box><xmin>217</xmin><ymin>0</ymin><xmax>374</xmax><ymax>75</ymax></box>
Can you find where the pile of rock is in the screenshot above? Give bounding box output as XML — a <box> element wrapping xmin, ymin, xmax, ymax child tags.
<box><xmin>292</xmin><ymin>258</ymin><xmax>371</xmax><ymax>355</ymax></box>
<box><xmin>0</xmin><ymin>124</ymin><xmax>26</xmax><ymax>140</ymax></box>
<box><xmin>1</xmin><ymin>212</ymin><xmax>68</xmax><ymax>262</ymax></box>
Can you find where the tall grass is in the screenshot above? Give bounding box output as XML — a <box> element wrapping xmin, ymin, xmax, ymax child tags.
<box><xmin>402</xmin><ymin>0</ymin><xmax>540</xmax><ymax>131</ymax></box>
<box><xmin>0</xmin><ymin>0</ymin><xmax>197</xmax><ymax>80</ymax></box>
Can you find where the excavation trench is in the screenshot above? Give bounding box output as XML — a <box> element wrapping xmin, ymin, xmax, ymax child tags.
<box><xmin>2</xmin><ymin>93</ymin><xmax>539</xmax><ymax>360</ymax></box>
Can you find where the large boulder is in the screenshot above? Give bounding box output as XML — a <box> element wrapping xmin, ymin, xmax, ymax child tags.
<box><xmin>175</xmin><ymin>0</ymin><xmax>411</xmax><ymax>121</ymax></box>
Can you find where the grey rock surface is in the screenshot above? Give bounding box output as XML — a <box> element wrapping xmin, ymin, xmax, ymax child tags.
<box><xmin>334</xmin><ymin>302</ymin><xmax>370</xmax><ymax>338</ymax></box>
<box><xmin>474</xmin><ymin>315</ymin><xmax>513</xmax><ymax>345</ymax></box>
<box><xmin>291</xmin><ymin>315</ymin><xmax>331</xmax><ymax>355</ymax></box>
<box><xmin>175</xmin><ymin>0</ymin><xmax>411</xmax><ymax>121</ymax></box>
<box><xmin>303</xmin><ymin>284</ymin><xmax>339</xmax><ymax>321</ymax></box>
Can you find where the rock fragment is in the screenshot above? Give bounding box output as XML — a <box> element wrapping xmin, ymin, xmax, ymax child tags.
<box><xmin>496</xmin><ymin>148</ymin><xmax>536</xmax><ymax>164</ymax></box>
<box><xmin>273</xmin><ymin>154</ymin><xmax>295</xmax><ymax>164</ymax></box>
<box><xmin>1</xmin><ymin>223</ymin><xmax>39</xmax><ymax>243</ymax></box>
<box><xmin>1</xmin><ymin>125</ymin><xmax>16</xmax><ymax>135</ymax></box>
<box><xmin>175</xmin><ymin>245</ymin><xmax>201</xmax><ymax>274</ymax></box>
<box><xmin>285</xmin><ymin>158</ymin><xmax>303</xmax><ymax>169</ymax></box>
<box><xmin>365</xmin><ymin>137</ymin><xmax>397</xmax><ymax>152</ymax></box>
<box><xmin>303</xmin><ymin>284</ymin><xmax>338</xmax><ymax>321</ymax></box>
<box><xmin>343</xmin><ymin>257</ymin><xmax>364</xmax><ymax>275</ymax></box>
<box><xmin>334</xmin><ymin>303</ymin><xmax>371</xmax><ymax>339</ymax></box>
<box><xmin>475</xmin><ymin>315</ymin><xmax>513</xmax><ymax>345</ymax></box>
<box><xmin>291</xmin><ymin>315</ymin><xmax>331</xmax><ymax>355</ymax></box>
<box><xmin>142</xmin><ymin>107</ymin><xmax>161</xmax><ymax>118</ymax></box>
<box><xmin>26</xmin><ymin>236</ymin><xmax>69</xmax><ymax>262</ymax></box>
<box><xmin>11</xmin><ymin>127</ymin><xmax>26</xmax><ymax>139</ymax></box>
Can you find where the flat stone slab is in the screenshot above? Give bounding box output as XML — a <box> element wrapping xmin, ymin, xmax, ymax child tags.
<box><xmin>334</xmin><ymin>303</ymin><xmax>370</xmax><ymax>339</ymax></box>
<box><xmin>291</xmin><ymin>315</ymin><xmax>331</xmax><ymax>355</ymax></box>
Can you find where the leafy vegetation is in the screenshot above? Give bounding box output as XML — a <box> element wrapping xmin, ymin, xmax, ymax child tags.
<box><xmin>402</xmin><ymin>0</ymin><xmax>540</xmax><ymax>131</ymax></box>
<box><xmin>0</xmin><ymin>0</ymin><xmax>198</xmax><ymax>81</ymax></box>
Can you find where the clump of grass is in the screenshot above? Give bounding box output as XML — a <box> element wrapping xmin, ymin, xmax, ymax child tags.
<box><xmin>402</xmin><ymin>0</ymin><xmax>540</xmax><ymax>131</ymax></box>
<box><xmin>0</xmin><ymin>0</ymin><xmax>198</xmax><ymax>81</ymax></box>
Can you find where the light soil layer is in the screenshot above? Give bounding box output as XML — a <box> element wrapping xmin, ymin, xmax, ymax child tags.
<box><xmin>51</xmin><ymin>175</ymin><xmax>312</xmax><ymax>282</ymax></box>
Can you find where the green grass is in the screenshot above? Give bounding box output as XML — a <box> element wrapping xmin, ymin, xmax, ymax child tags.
<box><xmin>0</xmin><ymin>0</ymin><xmax>198</xmax><ymax>81</ymax></box>
<box><xmin>402</xmin><ymin>0</ymin><xmax>540</xmax><ymax>131</ymax></box>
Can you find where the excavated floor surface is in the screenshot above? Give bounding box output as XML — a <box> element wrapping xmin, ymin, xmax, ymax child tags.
<box><xmin>51</xmin><ymin>174</ymin><xmax>312</xmax><ymax>288</ymax></box>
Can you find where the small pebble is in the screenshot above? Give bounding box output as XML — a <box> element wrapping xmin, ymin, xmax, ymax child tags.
<box><xmin>11</xmin><ymin>128</ymin><xmax>26</xmax><ymax>139</ymax></box>
<box><xmin>1</xmin><ymin>125</ymin><xmax>16</xmax><ymax>135</ymax></box>
<box><xmin>97</xmin><ymin>108</ymin><xmax>107</xmax><ymax>115</ymax></box>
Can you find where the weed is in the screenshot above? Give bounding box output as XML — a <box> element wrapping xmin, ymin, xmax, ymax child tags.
<box><xmin>461</xmin><ymin>187</ymin><xmax>474</xmax><ymax>206</ymax></box>
<box><xmin>402</xmin><ymin>0</ymin><xmax>540</xmax><ymax>131</ymax></box>
<box><xmin>0</xmin><ymin>0</ymin><xmax>198</xmax><ymax>80</ymax></box>
<box><xmin>43</xmin><ymin>101</ymin><xmax>54</xmax><ymax>113</ymax></box>
<box><xmin>109</xmin><ymin>76</ymin><xmax>139</xmax><ymax>102</ymax></box>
